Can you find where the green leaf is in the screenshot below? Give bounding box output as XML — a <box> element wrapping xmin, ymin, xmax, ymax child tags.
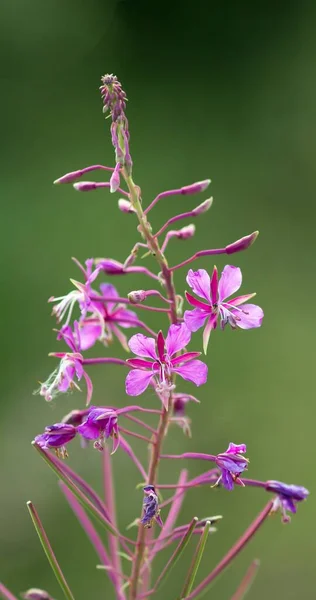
<box><xmin>27</xmin><ymin>502</ymin><xmax>75</xmax><ymax>600</ymax></box>
<box><xmin>180</xmin><ymin>521</ymin><xmax>211</xmax><ymax>598</ymax></box>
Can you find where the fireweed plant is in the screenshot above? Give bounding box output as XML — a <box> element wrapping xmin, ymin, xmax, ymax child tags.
<box><xmin>0</xmin><ymin>75</ymin><xmax>309</xmax><ymax>600</ymax></box>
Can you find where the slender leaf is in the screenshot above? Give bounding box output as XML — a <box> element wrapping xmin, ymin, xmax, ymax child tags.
<box><xmin>180</xmin><ymin>521</ymin><xmax>211</xmax><ymax>598</ymax></box>
<box><xmin>231</xmin><ymin>559</ymin><xmax>260</xmax><ymax>600</ymax></box>
<box><xmin>33</xmin><ymin>442</ymin><xmax>117</xmax><ymax>536</ymax></box>
<box><xmin>27</xmin><ymin>502</ymin><xmax>75</xmax><ymax>600</ymax></box>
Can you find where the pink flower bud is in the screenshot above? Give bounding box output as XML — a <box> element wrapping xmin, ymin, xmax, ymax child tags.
<box><xmin>95</xmin><ymin>258</ymin><xmax>125</xmax><ymax>274</ymax></box>
<box><xmin>110</xmin><ymin>163</ymin><xmax>121</xmax><ymax>193</ymax></box>
<box><xmin>73</xmin><ymin>181</ymin><xmax>101</xmax><ymax>192</ymax></box>
<box><xmin>21</xmin><ymin>590</ymin><xmax>53</xmax><ymax>600</ymax></box>
<box><xmin>181</xmin><ymin>179</ymin><xmax>211</xmax><ymax>195</ymax></box>
<box><xmin>192</xmin><ymin>197</ymin><xmax>213</xmax><ymax>216</ymax></box>
<box><xmin>54</xmin><ymin>170</ymin><xmax>83</xmax><ymax>184</ymax></box>
<box><xmin>128</xmin><ymin>290</ymin><xmax>146</xmax><ymax>303</ymax></box>
<box><xmin>118</xmin><ymin>199</ymin><xmax>136</xmax><ymax>214</ymax></box>
<box><xmin>177</xmin><ymin>224</ymin><xmax>196</xmax><ymax>239</ymax></box>
<box><xmin>225</xmin><ymin>231</ymin><xmax>259</xmax><ymax>254</ymax></box>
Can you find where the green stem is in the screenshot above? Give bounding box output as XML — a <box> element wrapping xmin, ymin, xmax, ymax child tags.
<box><xmin>27</xmin><ymin>501</ymin><xmax>75</xmax><ymax>600</ymax></box>
<box><xmin>122</xmin><ymin>171</ymin><xmax>179</xmax><ymax>599</ymax></box>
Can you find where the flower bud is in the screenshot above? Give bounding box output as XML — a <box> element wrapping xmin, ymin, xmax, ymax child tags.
<box><xmin>21</xmin><ymin>588</ymin><xmax>54</xmax><ymax>600</ymax></box>
<box><xmin>128</xmin><ymin>290</ymin><xmax>146</xmax><ymax>303</ymax></box>
<box><xmin>110</xmin><ymin>163</ymin><xmax>121</xmax><ymax>193</ymax></box>
<box><xmin>192</xmin><ymin>197</ymin><xmax>213</xmax><ymax>216</ymax></box>
<box><xmin>181</xmin><ymin>179</ymin><xmax>211</xmax><ymax>195</ymax></box>
<box><xmin>54</xmin><ymin>170</ymin><xmax>82</xmax><ymax>184</ymax></box>
<box><xmin>95</xmin><ymin>258</ymin><xmax>125</xmax><ymax>274</ymax></box>
<box><xmin>225</xmin><ymin>231</ymin><xmax>259</xmax><ymax>254</ymax></box>
<box><xmin>73</xmin><ymin>181</ymin><xmax>101</xmax><ymax>192</ymax></box>
<box><xmin>176</xmin><ymin>224</ymin><xmax>196</xmax><ymax>239</ymax></box>
<box><xmin>118</xmin><ymin>199</ymin><xmax>136</xmax><ymax>214</ymax></box>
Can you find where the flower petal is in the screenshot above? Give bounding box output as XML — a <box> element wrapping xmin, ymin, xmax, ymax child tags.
<box><xmin>79</xmin><ymin>322</ymin><xmax>102</xmax><ymax>350</ymax></box>
<box><xmin>210</xmin><ymin>266</ymin><xmax>218</xmax><ymax>305</ymax></box>
<box><xmin>184</xmin><ymin>309</ymin><xmax>209</xmax><ymax>332</ymax></box>
<box><xmin>203</xmin><ymin>315</ymin><xmax>217</xmax><ymax>355</ymax></box>
<box><xmin>125</xmin><ymin>369</ymin><xmax>154</xmax><ymax>396</ymax></box>
<box><xmin>221</xmin><ymin>469</ymin><xmax>234</xmax><ymax>491</ymax></box>
<box><xmin>99</xmin><ymin>282</ymin><xmax>119</xmax><ymax>311</ymax></box>
<box><xmin>218</xmin><ymin>265</ymin><xmax>242</xmax><ymax>302</ymax></box>
<box><xmin>128</xmin><ymin>333</ymin><xmax>157</xmax><ymax>360</ymax></box>
<box><xmin>165</xmin><ymin>323</ymin><xmax>191</xmax><ymax>356</ymax></box>
<box><xmin>127</xmin><ymin>358</ymin><xmax>155</xmax><ymax>368</ymax></box>
<box><xmin>185</xmin><ymin>291</ymin><xmax>210</xmax><ymax>310</ymax></box>
<box><xmin>173</xmin><ymin>359</ymin><xmax>208</xmax><ymax>386</ymax></box>
<box><xmin>231</xmin><ymin>304</ymin><xmax>264</xmax><ymax>329</ymax></box>
<box><xmin>116</xmin><ymin>308</ymin><xmax>138</xmax><ymax>328</ymax></box>
<box><xmin>186</xmin><ymin>269</ymin><xmax>211</xmax><ymax>302</ymax></box>
<box><xmin>226</xmin><ymin>442</ymin><xmax>247</xmax><ymax>455</ymax></box>
<box><xmin>171</xmin><ymin>352</ymin><xmax>201</xmax><ymax>366</ymax></box>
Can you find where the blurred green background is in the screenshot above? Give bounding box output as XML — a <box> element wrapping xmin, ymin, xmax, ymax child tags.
<box><xmin>1</xmin><ymin>0</ymin><xmax>314</xmax><ymax>598</ymax></box>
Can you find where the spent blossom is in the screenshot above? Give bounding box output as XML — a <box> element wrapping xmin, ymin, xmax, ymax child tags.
<box><xmin>37</xmin><ymin>350</ymin><xmax>93</xmax><ymax>405</ymax></box>
<box><xmin>266</xmin><ymin>480</ymin><xmax>310</xmax><ymax>523</ymax></box>
<box><xmin>141</xmin><ymin>485</ymin><xmax>163</xmax><ymax>528</ymax></box>
<box><xmin>126</xmin><ymin>323</ymin><xmax>208</xmax><ymax>407</ymax></box>
<box><xmin>34</xmin><ymin>423</ymin><xmax>77</xmax><ymax>459</ymax></box>
<box><xmin>184</xmin><ymin>265</ymin><xmax>264</xmax><ymax>352</ymax></box>
<box><xmin>214</xmin><ymin>443</ymin><xmax>249</xmax><ymax>491</ymax></box>
<box><xmin>78</xmin><ymin>406</ymin><xmax>119</xmax><ymax>453</ymax></box>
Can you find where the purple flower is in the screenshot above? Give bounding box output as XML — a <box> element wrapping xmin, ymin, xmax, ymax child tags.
<box><xmin>37</xmin><ymin>350</ymin><xmax>93</xmax><ymax>405</ymax></box>
<box><xmin>266</xmin><ymin>480</ymin><xmax>309</xmax><ymax>523</ymax></box>
<box><xmin>34</xmin><ymin>423</ymin><xmax>77</xmax><ymax>459</ymax></box>
<box><xmin>214</xmin><ymin>442</ymin><xmax>249</xmax><ymax>490</ymax></box>
<box><xmin>141</xmin><ymin>485</ymin><xmax>163</xmax><ymax>528</ymax></box>
<box><xmin>78</xmin><ymin>406</ymin><xmax>119</xmax><ymax>454</ymax></box>
<box><xmin>125</xmin><ymin>324</ymin><xmax>208</xmax><ymax>408</ymax></box>
<box><xmin>184</xmin><ymin>265</ymin><xmax>264</xmax><ymax>353</ymax></box>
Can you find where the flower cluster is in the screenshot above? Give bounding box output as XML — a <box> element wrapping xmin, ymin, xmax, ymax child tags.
<box><xmin>6</xmin><ymin>73</ymin><xmax>307</xmax><ymax>600</ymax></box>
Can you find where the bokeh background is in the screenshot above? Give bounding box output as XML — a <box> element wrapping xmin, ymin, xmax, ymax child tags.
<box><xmin>1</xmin><ymin>0</ymin><xmax>315</xmax><ymax>598</ymax></box>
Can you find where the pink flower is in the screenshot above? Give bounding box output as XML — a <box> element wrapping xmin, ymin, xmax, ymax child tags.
<box><xmin>184</xmin><ymin>265</ymin><xmax>264</xmax><ymax>353</ymax></box>
<box><xmin>125</xmin><ymin>324</ymin><xmax>208</xmax><ymax>408</ymax></box>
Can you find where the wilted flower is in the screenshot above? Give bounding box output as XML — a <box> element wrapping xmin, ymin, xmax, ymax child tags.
<box><xmin>170</xmin><ymin>393</ymin><xmax>200</xmax><ymax>436</ymax></box>
<box><xmin>214</xmin><ymin>443</ymin><xmax>249</xmax><ymax>490</ymax></box>
<box><xmin>184</xmin><ymin>265</ymin><xmax>264</xmax><ymax>353</ymax></box>
<box><xmin>34</xmin><ymin>424</ymin><xmax>77</xmax><ymax>459</ymax></box>
<box><xmin>78</xmin><ymin>406</ymin><xmax>119</xmax><ymax>453</ymax></box>
<box><xmin>141</xmin><ymin>485</ymin><xmax>163</xmax><ymax>528</ymax></box>
<box><xmin>266</xmin><ymin>480</ymin><xmax>309</xmax><ymax>523</ymax></box>
<box><xmin>126</xmin><ymin>324</ymin><xmax>208</xmax><ymax>408</ymax></box>
<box><xmin>37</xmin><ymin>350</ymin><xmax>93</xmax><ymax>405</ymax></box>
<box><xmin>49</xmin><ymin>264</ymin><xmax>100</xmax><ymax>326</ymax></box>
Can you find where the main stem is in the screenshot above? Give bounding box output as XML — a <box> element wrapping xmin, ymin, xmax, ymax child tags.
<box><xmin>123</xmin><ymin>172</ymin><xmax>178</xmax><ymax>599</ymax></box>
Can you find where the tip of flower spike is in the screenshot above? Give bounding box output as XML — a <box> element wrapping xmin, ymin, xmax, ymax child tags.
<box><xmin>181</xmin><ymin>179</ymin><xmax>211</xmax><ymax>195</ymax></box>
<box><xmin>226</xmin><ymin>231</ymin><xmax>259</xmax><ymax>255</ymax></box>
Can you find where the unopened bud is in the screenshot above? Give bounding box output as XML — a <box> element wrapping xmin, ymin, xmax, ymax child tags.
<box><xmin>192</xmin><ymin>197</ymin><xmax>213</xmax><ymax>216</ymax></box>
<box><xmin>95</xmin><ymin>258</ymin><xmax>125</xmax><ymax>274</ymax></box>
<box><xmin>118</xmin><ymin>199</ymin><xmax>136</xmax><ymax>214</ymax></box>
<box><xmin>73</xmin><ymin>181</ymin><xmax>101</xmax><ymax>192</ymax></box>
<box><xmin>128</xmin><ymin>290</ymin><xmax>146</xmax><ymax>303</ymax></box>
<box><xmin>225</xmin><ymin>231</ymin><xmax>259</xmax><ymax>255</ymax></box>
<box><xmin>110</xmin><ymin>163</ymin><xmax>121</xmax><ymax>193</ymax></box>
<box><xmin>181</xmin><ymin>179</ymin><xmax>211</xmax><ymax>195</ymax></box>
<box><xmin>177</xmin><ymin>224</ymin><xmax>196</xmax><ymax>239</ymax></box>
<box><xmin>21</xmin><ymin>589</ymin><xmax>54</xmax><ymax>600</ymax></box>
<box><xmin>54</xmin><ymin>170</ymin><xmax>82</xmax><ymax>184</ymax></box>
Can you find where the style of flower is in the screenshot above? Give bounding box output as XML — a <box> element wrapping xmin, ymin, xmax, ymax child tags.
<box><xmin>34</xmin><ymin>423</ymin><xmax>77</xmax><ymax>459</ymax></box>
<box><xmin>266</xmin><ymin>480</ymin><xmax>310</xmax><ymax>523</ymax></box>
<box><xmin>125</xmin><ymin>324</ymin><xmax>208</xmax><ymax>408</ymax></box>
<box><xmin>214</xmin><ymin>442</ymin><xmax>249</xmax><ymax>491</ymax></box>
<box><xmin>37</xmin><ymin>347</ymin><xmax>93</xmax><ymax>405</ymax></box>
<box><xmin>184</xmin><ymin>265</ymin><xmax>264</xmax><ymax>353</ymax></box>
<box><xmin>77</xmin><ymin>406</ymin><xmax>119</xmax><ymax>453</ymax></box>
<box><xmin>141</xmin><ymin>485</ymin><xmax>163</xmax><ymax>528</ymax></box>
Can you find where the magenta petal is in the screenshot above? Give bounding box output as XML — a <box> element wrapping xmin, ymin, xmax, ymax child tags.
<box><xmin>210</xmin><ymin>266</ymin><xmax>218</xmax><ymax>305</ymax></box>
<box><xmin>79</xmin><ymin>322</ymin><xmax>102</xmax><ymax>350</ymax></box>
<box><xmin>171</xmin><ymin>352</ymin><xmax>201</xmax><ymax>366</ymax></box>
<box><xmin>83</xmin><ymin>371</ymin><xmax>93</xmax><ymax>405</ymax></box>
<box><xmin>165</xmin><ymin>323</ymin><xmax>191</xmax><ymax>356</ymax></box>
<box><xmin>117</xmin><ymin>308</ymin><xmax>138</xmax><ymax>328</ymax></box>
<box><xmin>127</xmin><ymin>358</ymin><xmax>155</xmax><ymax>368</ymax></box>
<box><xmin>226</xmin><ymin>293</ymin><xmax>256</xmax><ymax>307</ymax></box>
<box><xmin>186</xmin><ymin>269</ymin><xmax>211</xmax><ymax>302</ymax></box>
<box><xmin>58</xmin><ymin>365</ymin><xmax>75</xmax><ymax>392</ymax></box>
<box><xmin>231</xmin><ymin>303</ymin><xmax>264</xmax><ymax>329</ymax></box>
<box><xmin>128</xmin><ymin>333</ymin><xmax>157</xmax><ymax>360</ymax></box>
<box><xmin>203</xmin><ymin>315</ymin><xmax>216</xmax><ymax>355</ymax></box>
<box><xmin>99</xmin><ymin>282</ymin><xmax>119</xmax><ymax>311</ymax></box>
<box><xmin>173</xmin><ymin>359</ymin><xmax>208</xmax><ymax>386</ymax></box>
<box><xmin>218</xmin><ymin>265</ymin><xmax>242</xmax><ymax>302</ymax></box>
<box><xmin>226</xmin><ymin>442</ymin><xmax>247</xmax><ymax>455</ymax></box>
<box><xmin>125</xmin><ymin>369</ymin><xmax>154</xmax><ymax>396</ymax></box>
<box><xmin>184</xmin><ymin>308</ymin><xmax>208</xmax><ymax>332</ymax></box>
<box><xmin>185</xmin><ymin>291</ymin><xmax>210</xmax><ymax>310</ymax></box>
